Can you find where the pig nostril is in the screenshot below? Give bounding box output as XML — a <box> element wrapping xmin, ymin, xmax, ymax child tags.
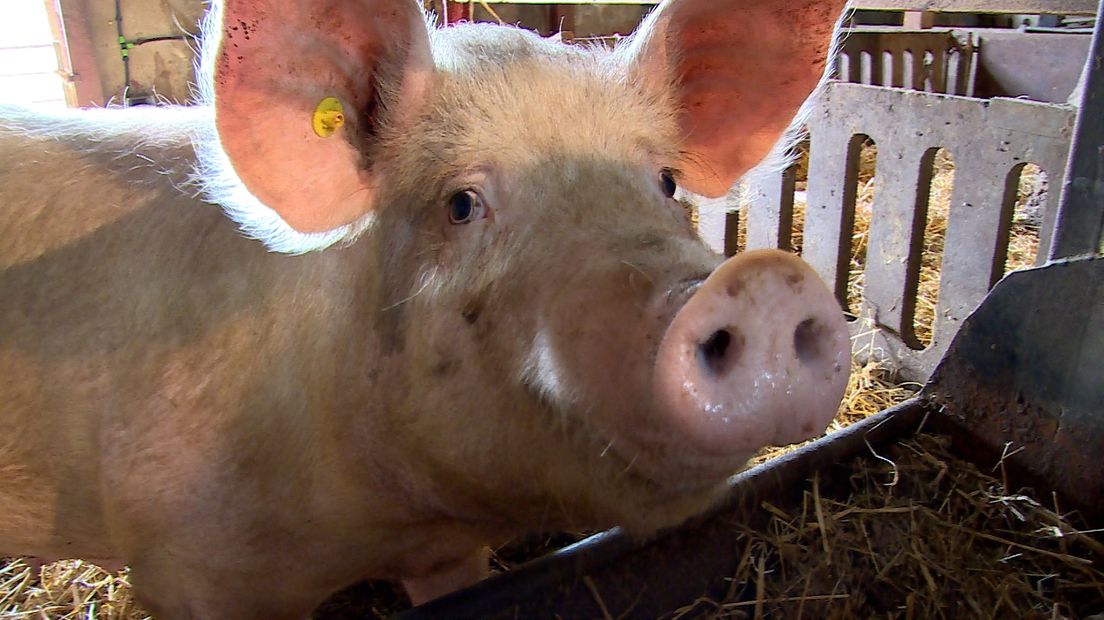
<box><xmin>697</xmin><ymin>328</ymin><xmax>742</xmax><ymax>376</ymax></box>
<box><xmin>793</xmin><ymin>318</ymin><xmax>828</xmax><ymax>364</ymax></box>
<box><xmin>698</xmin><ymin>330</ymin><xmax>730</xmax><ymax>375</ymax></box>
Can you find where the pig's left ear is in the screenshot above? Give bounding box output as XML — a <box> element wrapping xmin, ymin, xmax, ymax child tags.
<box><xmin>211</xmin><ymin>0</ymin><xmax>433</xmax><ymax>232</ymax></box>
<box><xmin>622</xmin><ymin>0</ymin><xmax>846</xmax><ymax>197</ymax></box>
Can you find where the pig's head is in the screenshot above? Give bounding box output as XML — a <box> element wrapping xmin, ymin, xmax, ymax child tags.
<box><xmin>200</xmin><ymin>0</ymin><xmax>850</xmax><ymax>535</ymax></box>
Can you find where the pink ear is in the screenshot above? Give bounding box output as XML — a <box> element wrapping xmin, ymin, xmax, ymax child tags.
<box><xmin>627</xmin><ymin>0</ymin><xmax>846</xmax><ymax>197</ymax></box>
<box><xmin>213</xmin><ymin>0</ymin><xmax>432</xmax><ymax>232</ymax></box>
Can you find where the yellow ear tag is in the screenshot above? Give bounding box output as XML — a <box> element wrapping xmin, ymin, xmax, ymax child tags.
<box><xmin>312</xmin><ymin>97</ymin><xmax>345</xmax><ymax>138</ymax></box>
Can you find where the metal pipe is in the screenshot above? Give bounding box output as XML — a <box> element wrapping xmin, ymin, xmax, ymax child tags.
<box><xmin>113</xmin><ymin>0</ymin><xmax>130</xmax><ymax>100</ymax></box>
<box><xmin>132</xmin><ymin>35</ymin><xmax>190</xmax><ymax>45</ymax></box>
<box><xmin>1049</xmin><ymin>0</ymin><xmax>1104</xmax><ymax>259</ymax></box>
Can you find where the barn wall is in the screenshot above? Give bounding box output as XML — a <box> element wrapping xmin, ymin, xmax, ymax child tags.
<box><xmin>61</xmin><ymin>0</ymin><xmax>202</xmax><ymax>106</ymax></box>
<box><xmin>59</xmin><ymin>1</ymin><xmax>652</xmax><ymax>108</ymax></box>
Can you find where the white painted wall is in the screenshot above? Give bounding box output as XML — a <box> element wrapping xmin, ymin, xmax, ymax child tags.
<box><xmin>0</xmin><ymin>1</ymin><xmax>67</xmax><ymax>108</ymax></box>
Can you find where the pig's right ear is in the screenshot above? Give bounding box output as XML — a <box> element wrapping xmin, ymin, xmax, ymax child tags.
<box><xmin>211</xmin><ymin>0</ymin><xmax>433</xmax><ymax>233</ymax></box>
<box><xmin>620</xmin><ymin>0</ymin><xmax>845</xmax><ymax>197</ymax></box>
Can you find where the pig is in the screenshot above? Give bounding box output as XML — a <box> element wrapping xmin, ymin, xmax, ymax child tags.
<box><xmin>0</xmin><ymin>0</ymin><xmax>850</xmax><ymax>617</ymax></box>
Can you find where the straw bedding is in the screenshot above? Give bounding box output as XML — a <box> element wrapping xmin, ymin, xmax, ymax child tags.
<box><xmin>741</xmin><ymin>141</ymin><xmax>1042</xmax><ymax>347</ymax></box>
<box><xmin>667</xmin><ymin>432</ymin><xmax>1104</xmax><ymax>620</ymax></box>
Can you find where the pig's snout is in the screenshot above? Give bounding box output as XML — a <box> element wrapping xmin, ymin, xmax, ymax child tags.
<box><xmin>653</xmin><ymin>250</ymin><xmax>850</xmax><ymax>457</ymax></box>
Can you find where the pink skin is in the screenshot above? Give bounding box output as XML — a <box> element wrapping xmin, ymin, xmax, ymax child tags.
<box><xmin>654</xmin><ymin>250</ymin><xmax>851</xmax><ymax>457</ymax></box>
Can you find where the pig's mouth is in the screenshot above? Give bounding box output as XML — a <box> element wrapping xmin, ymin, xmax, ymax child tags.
<box><xmin>521</xmin><ymin>357</ymin><xmax>753</xmax><ymax>500</ymax></box>
<box><xmin>584</xmin><ymin>420</ymin><xmax>757</xmax><ymax>494</ymax></box>
<box><xmin>519</xmin><ymin>273</ymin><xmax>761</xmax><ymax>500</ymax></box>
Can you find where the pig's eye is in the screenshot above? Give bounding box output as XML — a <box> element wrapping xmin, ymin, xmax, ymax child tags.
<box><xmin>660</xmin><ymin>169</ymin><xmax>677</xmax><ymax>198</ymax></box>
<box><xmin>448</xmin><ymin>189</ymin><xmax>485</xmax><ymax>225</ymax></box>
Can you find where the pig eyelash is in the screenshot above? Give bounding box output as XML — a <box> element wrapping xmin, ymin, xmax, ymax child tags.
<box><xmin>448</xmin><ymin>189</ymin><xmax>488</xmax><ymax>225</ymax></box>
<box><xmin>660</xmin><ymin>169</ymin><xmax>678</xmax><ymax>199</ymax></box>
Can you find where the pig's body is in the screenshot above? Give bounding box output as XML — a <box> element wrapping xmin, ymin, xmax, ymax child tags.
<box><xmin>0</xmin><ymin>2</ymin><xmax>849</xmax><ymax>618</ymax></box>
<box><xmin>0</xmin><ymin>107</ymin><xmax>428</xmax><ymax>612</ymax></box>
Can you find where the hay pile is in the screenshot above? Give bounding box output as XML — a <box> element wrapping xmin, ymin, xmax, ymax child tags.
<box><xmin>736</xmin><ymin>141</ymin><xmax>1042</xmax><ymax>347</ymax></box>
<box><xmin>674</xmin><ymin>433</ymin><xmax>1104</xmax><ymax>619</ymax></box>
<box><xmin>0</xmin><ymin>560</ymin><xmax>143</xmax><ymax>619</ymax></box>
<box><xmin>910</xmin><ymin>151</ymin><xmax>1042</xmax><ymax>345</ymax></box>
<box><xmin>757</xmin><ymin>141</ymin><xmax>1042</xmax><ymax>346</ymax></box>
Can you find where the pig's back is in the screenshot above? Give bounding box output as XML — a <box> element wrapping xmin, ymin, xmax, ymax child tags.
<box><xmin>0</xmin><ymin>106</ymin><xmax>354</xmax><ymax>559</ymax></box>
<box><xmin>0</xmin><ymin>105</ymin><xmax>271</xmax><ymax>365</ymax></box>
<box><xmin>0</xmin><ymin>106</ymin><xmax>209</xmax><ymax>555</ymax></box>
<box><xmin>0</xmin><ymin>105</ymin><xmax>210</xmax><ymax>269</ymax></box>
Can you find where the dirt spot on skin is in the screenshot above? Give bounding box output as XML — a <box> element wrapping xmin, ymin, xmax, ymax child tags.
<box><xmin>311</xmin><ymin>7</ymin><xmax>344</xmax><ymax>33</ymax></box>
<box><xmin>216</xmin><ymin>50</ymin><xmax>232</xmax><ymax>85</ymax></box>
<box><xmin>785</xmin><ymin>271</ymin><xmax>805</xmax><ymax>292</ymax></box>
<box><xmin>430</xmin><ymin>358</ymin><xmax>459</xmax><ymax>378</ymax></box>
<box><xmin>236</xmin><ymin>20</ymin><xmax>255</xmax><ymax>41</ymax></box>
<box><xmin>461</xmin><ymin>301</ymin><xmax>482</xmax><ymax>325</ymax></box>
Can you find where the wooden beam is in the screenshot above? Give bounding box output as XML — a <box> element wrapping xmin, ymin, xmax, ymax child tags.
<box><xmin>50</xmin><ymin>0</ymin><xmax>104</xmax><ymax>107</ymax></box>
<box><xmin>444</xmin><ymin>1</ymin><xmax>472</xmax><ymax>23</ymax></box>
<box><xmin>43</xmin><ymin>0</ymin><xmax>77</xmax><ymax>107</ymax></box>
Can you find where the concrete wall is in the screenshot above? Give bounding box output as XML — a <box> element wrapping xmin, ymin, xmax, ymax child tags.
<box><xmin>62</xmin><ymin>0</ymin><xmax>202</xmax><ymax>105</ymax></box>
